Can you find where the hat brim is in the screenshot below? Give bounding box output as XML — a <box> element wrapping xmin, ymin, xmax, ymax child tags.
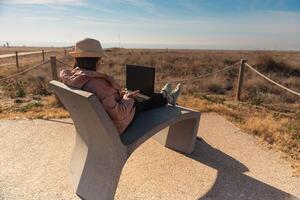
<box><xmin>69</xmin><ymin>51</ymin><xmax>108</xmax><ymax>58</ymax></box>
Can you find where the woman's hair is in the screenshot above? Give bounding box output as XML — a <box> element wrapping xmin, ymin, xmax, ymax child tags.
<box><xmin>74</xmin><ymin>57</ymin><xmax>100</xmax><ymax>71</ymax></box>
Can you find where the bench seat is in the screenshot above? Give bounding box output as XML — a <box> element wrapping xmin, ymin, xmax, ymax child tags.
<box><xmin>121</xmin><ymin>105</ymin><xmax>200</xmax><ymax>154</ymax></box>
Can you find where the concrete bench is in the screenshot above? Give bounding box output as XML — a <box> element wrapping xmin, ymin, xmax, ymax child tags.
<box><xmin>49</xmin><ymin>80</ymin><xmax>201</xmax><ymax>200</ymax></box>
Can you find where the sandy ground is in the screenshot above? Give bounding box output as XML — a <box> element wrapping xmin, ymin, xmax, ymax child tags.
<box><xmin>0</xmin><ymin>113</ymin><xmax>299</xmax><ymax>200</ymax></box>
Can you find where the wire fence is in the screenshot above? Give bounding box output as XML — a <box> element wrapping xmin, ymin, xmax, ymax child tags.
<box><xmin>55</xmin><ymin>59</ymin><xmax>239</xmax><ymax>84</ymax></box>
<box><xmin>0</xmin><ymin>60</ymin><xmax>50</xmax><ymax>82</ymax></box>
<box><xmin>244</xmin><ymin>62</ymin><xmax>300</xmax><ymax>97</ymax></box>
<box><xmin>0</xmin><ymin>56</ymin><xmax>299</xmax><ymax>102</ymax></box>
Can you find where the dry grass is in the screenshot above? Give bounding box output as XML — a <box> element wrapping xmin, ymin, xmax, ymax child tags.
<box><xmin>0</xmin><ymin>95</ymin><xmax>69</xmax><ymax>120</ymax></box>
<box><xmin>99</xmin><ymin>49</ymin><xmax>300</xmax><ymax>105</ymax></box>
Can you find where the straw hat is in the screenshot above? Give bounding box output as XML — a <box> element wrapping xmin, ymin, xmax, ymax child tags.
<box><xmin>69</xmin><ymin>38</ymin><xmax>106</xmax><ymax>58</ymax></box>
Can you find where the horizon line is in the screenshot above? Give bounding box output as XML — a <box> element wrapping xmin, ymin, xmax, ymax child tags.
<box><xmin>1</xmin><ymin>41</ymin><xmax>300</xmax><ymax>52</ymax></box>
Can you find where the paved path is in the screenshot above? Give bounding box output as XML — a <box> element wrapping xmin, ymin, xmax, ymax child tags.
<box><xmin>0</xmin><ymin>51</ymin><xmax>51</xmax><ymax>59</ymax></box>
<box><xmin>0</xmin><ymin>113</ymin><xmax>299</xmax><ymax>200</ymax></box>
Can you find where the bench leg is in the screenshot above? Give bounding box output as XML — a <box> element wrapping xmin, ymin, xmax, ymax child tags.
<box><xmin>73</xmin><ymin>151</ymin><xmax>125</xmax><ymax>200</ymax></box>
<box><xmin>71</xmin><ymin>134</ymin><xmax>125</xmax><ymax>200</ymax></box>
<box><xmin>153</xmin><ymin>116</ymin><xmax>200</xmax><ymax>154</ymax></box>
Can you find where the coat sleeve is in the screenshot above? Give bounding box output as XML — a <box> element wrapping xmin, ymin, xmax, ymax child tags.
<box><xmin>83</xmin><ymin>79</ymin><xmax>135</xmax><ymax>121</ymax></box>
<box><xmin>100</xmin><ymin>94</ymin><xmax>135</xmax><ymax>121</ymax></box>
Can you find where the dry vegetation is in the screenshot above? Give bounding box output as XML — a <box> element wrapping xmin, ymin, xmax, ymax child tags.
<box><xmin>0</xmin><ymin>48</ymin><xmax>299</xmax><ymax>174</ymax></box>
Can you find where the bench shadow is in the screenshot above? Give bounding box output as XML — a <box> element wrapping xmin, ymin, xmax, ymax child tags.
<box><xmin>184</xmin><ymin>138</ymin><xmax>297</xmax><ymax>200</ymax></box>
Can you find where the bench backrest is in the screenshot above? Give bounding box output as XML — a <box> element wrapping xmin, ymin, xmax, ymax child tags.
<box><xmin>49</xmin><ymin>80</ymin><xmax>124</xmax><ymax>151</ymax></box>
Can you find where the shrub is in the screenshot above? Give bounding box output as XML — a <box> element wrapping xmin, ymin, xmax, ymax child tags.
<box><xmin>207</xmin><ymin>82</ymin><xmax>225</xmax><ymax>94</ymax></box>
<box><xmin>15</xmin><ymin>81</ymin><xmax>26</xmax><ymax>98</ymax></box>
<box><xmin>14</xmin><ymin>99</ymin><xmax>24</xmax><ymax>104</ymax></box>
<box><xmin>281</xmin><ymin>93</ymin><xmax>298</xmax><ymax>104</ymax></box>
<box><xmin>16</xmin><ymin>100</ymin><xmax>43</xmax><ymax>112</ymax></box>
<box><xmin>224</xmin><ymin>68</ymin><xmax>239</xmax><ymax>81</ymax></box>
<box><xmin>2</xmin><ymin>80</ymin><xmax>27</xmax><ymax>98</ymax></box>
<box><xmin>223</xmin><ymin>58</ymin><xmax>237</xmax><ymax>65</ymax></box>
<box><xmin>201</xmin><ymin>94</ymin><xmax>225</xmax><ymax>104</ymax></box>
<box><xmin>30</xmin><ymin>76</ymin><xmax>51</xmax><ymax>96</ymax></box>
<box><xmin>255</xmin><ymin>55</ymin><xmax>300</xmax><ymax>77</ymax></box>
<box><xmin>251</xmin><ymin>91</ymin><xmax>267</xmax><ymax>105</ymax></box>
<box><xmin>244</xmin><ymin>78</ymin><xmax>270</xmax><ymax>103</ymax></box>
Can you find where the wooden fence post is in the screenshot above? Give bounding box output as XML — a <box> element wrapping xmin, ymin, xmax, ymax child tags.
<box><xmin>50</xmin><ymin>56</ymin><xmax>58</xmax><ymax>81</ymax></box>
<box><xmin>42</xmin><ymin>50</ymin><xmax>45</xmax><ymax>61</ymax></box>
<box><xmin>64</xmin><ymin>49</ymin><xmax>67</xmax><ymax>57</ymax></box>
<box><xmin>50</xmin><ymin>56</ymin><xmax>63</xmax><ymax>107</ymax></box>
<box><xmin>236</xmin><ymin>59</ymin><xmax>247</xmax><ymax>101</ymax></box>
<box><xmin>15</xmin><ymin>51</ymin><xmax>19</xmax><ymax>71</ymax></box>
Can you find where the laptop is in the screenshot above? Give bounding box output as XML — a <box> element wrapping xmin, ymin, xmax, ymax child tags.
<box><xmin>126</xmin><ymin>64</ymin><xmax>155</xmax><ymax>101</ymax></box>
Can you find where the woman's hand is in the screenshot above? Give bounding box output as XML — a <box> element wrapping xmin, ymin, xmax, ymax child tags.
<box><xmin>124</xmin><ymin>90</ymin><xmax>140</xmax><ymax>99</ymax></box>
<box><xmin>120</xmin><ymin>90</ymin><xmax>126</xmax><ymax>97</ymax></box>
<box><xmin>128</xmin><ymin>90</ymin><xmax>140</xmax><ymax>98</ymax></box>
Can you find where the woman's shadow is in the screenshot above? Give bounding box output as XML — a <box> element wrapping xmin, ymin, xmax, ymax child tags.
<box><xmin>184</xmin><ymin>138</ymin><xmax>298</xmax><ymax>200</ymax></box>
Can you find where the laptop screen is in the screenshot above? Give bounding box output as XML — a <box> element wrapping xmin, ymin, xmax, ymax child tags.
<box><xmin>126</xmin><ymin>65</ymin><xmax>155</xmax><ymax>96</ymax></box>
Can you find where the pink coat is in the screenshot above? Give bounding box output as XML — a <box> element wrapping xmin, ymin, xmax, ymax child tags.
<box><xmin>59</xmin><ymin>67</ymin><xmax>135</xmax><ymax>134</ymax></box>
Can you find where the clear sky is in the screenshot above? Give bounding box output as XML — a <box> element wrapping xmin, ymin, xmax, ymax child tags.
<box><xmin>0</xmin><ymin>0</ymin><xmax>300</xmax><ymax>50</ymax></box>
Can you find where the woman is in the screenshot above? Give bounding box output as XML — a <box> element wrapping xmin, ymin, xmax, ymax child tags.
<box><xmin>60</xmin><ymin>38</ymin><xmax>182</xmax><ymax>134</ymax></box>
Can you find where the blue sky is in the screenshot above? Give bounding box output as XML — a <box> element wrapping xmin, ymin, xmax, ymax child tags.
<box><xmin>0</xmin><ymin>0</ymin><xmax>300</xmax><ymax>50</ymax></box>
